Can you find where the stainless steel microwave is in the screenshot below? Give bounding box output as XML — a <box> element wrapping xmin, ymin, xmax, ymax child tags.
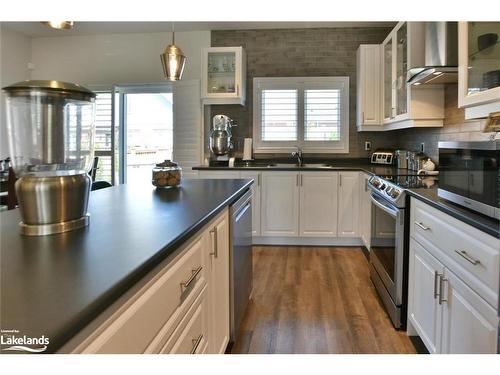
<box><xmin>438</xmin><ymin>140</ymin><xmax>499</xmax><ymax>220</ymax></box>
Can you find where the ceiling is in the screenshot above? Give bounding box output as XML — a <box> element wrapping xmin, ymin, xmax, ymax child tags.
<box><xmin>2</xmin><ymin>21</ymin><xmax>397</xmax><ymax>37</ymax></box>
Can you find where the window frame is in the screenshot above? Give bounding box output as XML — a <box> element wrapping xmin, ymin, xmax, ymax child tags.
<box><xmin>253</xmin><ymin>77</ymin><xmax>349</xmax><ymax>154</ymax></box>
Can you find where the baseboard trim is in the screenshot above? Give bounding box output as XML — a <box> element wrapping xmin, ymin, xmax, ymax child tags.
<box><xmin>253</xmin><ymin>236</ymin><xmax>364</xmax><ymax>246</ymax></box>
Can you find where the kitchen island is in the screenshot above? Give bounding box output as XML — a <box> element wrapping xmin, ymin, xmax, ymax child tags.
<box><xmin>0</xmin><ymin>179</ymin><xmax>252</xmax><ymax>353</ymax></box>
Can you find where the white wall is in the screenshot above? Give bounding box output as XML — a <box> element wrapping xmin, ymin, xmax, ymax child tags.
<box><xmin>0</xmin><ymin>25</ymin><xmax>32</xmax><ymax>158</ymax></box>
<box><xmin>30</xmin><ymin>31</ymin><xmax>210</xmax><ymax>86</ymax></box>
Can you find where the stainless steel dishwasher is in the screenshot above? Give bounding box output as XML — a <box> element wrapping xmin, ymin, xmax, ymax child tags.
<box><xmin>229</xmin><ymin>188</ymin><xmax>253</xmax><ymax>343</ymax></box>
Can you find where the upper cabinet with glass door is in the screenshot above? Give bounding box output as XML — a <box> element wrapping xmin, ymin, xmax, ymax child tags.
<box><xmin>458</xmin><ymin>22</ymin><xmax>500</xmax><ymax>117</ymax></box>
<box><xmin>201</xmin><ymin>47</ymin><xmax>246</xmax><ymax>105</ymax></box>
<box><xmin>381</xmin><ymin>22</ymin><xmax>445</xmax><ymax>130</ymax></box>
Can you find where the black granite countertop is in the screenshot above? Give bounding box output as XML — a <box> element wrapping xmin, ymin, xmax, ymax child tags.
<box><xmin>407</xmin><ymin>188</ymin><xmax>499</xmax><ymax>239</ymax></box>
<box><xmin>194</xmin><ymin>161</ymin><xmax>499</xmax><ymax>238</ymax></box>
<box><xmin>0</xmin><ymin>179</ymin><xmax>252</xmax><ymax>353</ymax></box>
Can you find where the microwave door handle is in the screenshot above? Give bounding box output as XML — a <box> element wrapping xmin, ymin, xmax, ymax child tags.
<box><xmin>370</xmin><ymin>194</ymin><xmax>398</xmax><ymax>218</ymax></box>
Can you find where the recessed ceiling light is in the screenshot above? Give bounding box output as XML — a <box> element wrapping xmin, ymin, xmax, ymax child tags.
<box><xmin>41</xmin><ymin>21</ymin><xmax>74</xmax><ymax>30</ymax></box>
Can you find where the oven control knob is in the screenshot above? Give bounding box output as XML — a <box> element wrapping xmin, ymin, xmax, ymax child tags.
<box><xmin>390</xmin><ymin>189</ymin><xmax>400</xmax><ymax>198</ymax></box>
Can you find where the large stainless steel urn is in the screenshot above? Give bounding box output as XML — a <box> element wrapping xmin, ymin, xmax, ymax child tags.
<box><xmin>209</xmin><ymin>114</ymin><xmax>234</xmax><ymax>156</ymax></box>
<box><xmin>3</xmin><ymin>80</ymin><xmax>96</xmax><ymax>236</ymax></box>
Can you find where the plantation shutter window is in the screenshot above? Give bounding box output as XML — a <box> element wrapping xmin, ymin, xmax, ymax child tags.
<box><xmin>253</xmin><ymin>77</ymin><xmax>349</xmax><ymax>154</ymax></box>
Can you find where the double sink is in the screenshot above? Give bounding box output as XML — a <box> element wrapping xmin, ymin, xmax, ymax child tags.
<box><xmin>238</xmin><ymin>162</ymin><xmax>333</xmax><ymax>169</ymax></box>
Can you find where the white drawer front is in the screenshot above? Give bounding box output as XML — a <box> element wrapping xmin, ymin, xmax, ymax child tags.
<box><xmin>411</xmin><ymin>198</ymin><xmax>499</xmax><ymax>307</ymax></box>
<box><xmin>82</xmin><ymin>236</ymin><xmax>207</xmax><ymax>353</ymax></box>
<box><xmin>161</xmin><ymin>286</ymin><xmax>209</xmax><ymax>354</ymax></box>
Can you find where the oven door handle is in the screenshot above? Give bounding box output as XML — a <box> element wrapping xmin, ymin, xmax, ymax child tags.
<box><xmin>370</xmin><ymin>193</ymin><xmax>399</xmax><ymax>218</ymax></box>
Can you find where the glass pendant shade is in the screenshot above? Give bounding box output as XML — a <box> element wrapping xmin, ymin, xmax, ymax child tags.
<box><xmin>160</xmin><ymin>31</ymin><xmax>187</xmax><ymax>81</ymax></box>
<box><xmin>41</xmin><ymin>21</ymin><xmax>74</xmax><ymax>30</ymax></box>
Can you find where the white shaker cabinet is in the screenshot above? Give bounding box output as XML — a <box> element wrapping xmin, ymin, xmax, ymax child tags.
<box><xmin>239</xmin><ymin>171</ymin><xmax>261</xmax><ymax>237</ymax></box>
<box><xmin>408</xmin><ymin>240</ymin><xmax>444</xmax><ymax>354</ymax></box>
<box><xmin>337</xmin><ymin>172</ymin><xmax>360</xmax><ymax>237</ymax></box>
<box><xmin>358</xmin><ymin>173</ymin><xmax>372</xmax><ymax>250</ymax></box>
<box><xmin>208</xmin><ymin>211</ymin><xmax>230</xmax><ymax>354</ymax></box>
<box><xmin>299</xmin><ymin>172</ymin><xmax>338</xmax><ymax>237</ymax></box>
<box><xmin>260</xmin><ymin>172</ymin><xmax>299</xmax><ymax>237</ymax></box>
<box><xmin>441</xmin><ymin>268</ymin><xmax>499</xmax><ymax>354</ymax></box>
<box><xmin>356</xmin><ymin>45</ymin><xmax>383</xmax><ymax>131</ymax></box>
<box><xmin>408</xmin><ymin>198</ymin><xmax>499</xmax><ymax>354</ymax></box>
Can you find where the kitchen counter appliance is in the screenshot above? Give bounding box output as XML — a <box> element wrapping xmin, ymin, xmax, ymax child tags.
<box><xmin>371</xmin><ymin>150</ymin><xmax>394</xmax><ymax>165</ymax></box>
<box><xmin>438</xmin><ymin>140</ymin><xmax>499</xmax><ymax>220</ymax></box>
<box><xmin>367</xmin><ymin>175</ymin><xmax>408</xmax><ymax>329</ymax></box>
<box><xmin>210</xmin><ymin>114</ymin><xmax>235</xmax><ymax>165</ymax></box>
<box><xmin>229</xmin><ymin>188</ymin><xmax>253</xmax><ymax>343</ymax></box>
<box><xmin>3</xmin><ymin>80</ymin><xmax>96</xmax><ymax>236</ymax></box>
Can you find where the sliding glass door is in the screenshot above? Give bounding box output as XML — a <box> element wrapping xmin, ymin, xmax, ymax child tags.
<box><xmin>114</xmin><ymin>84</ymin><xmax>173</xmax><ymax>185</ymax></box>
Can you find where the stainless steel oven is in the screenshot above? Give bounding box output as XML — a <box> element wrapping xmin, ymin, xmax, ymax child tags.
<box><xmin>368</xmin><ymin>176</ymin><xmax>408</xmax><ymax>329</ymax></box>
<box><xmin>438</xmin><ymin>140</ymin><xmax>499</xmax><ymax>219</ymax></box>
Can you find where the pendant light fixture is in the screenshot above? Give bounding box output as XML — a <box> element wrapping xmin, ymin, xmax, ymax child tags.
<box><xmin>41</xmin><ymin>21</ymin><xmax>74</xmax><ymax>30</ymax></box>
<box><xmin>160</xmin><ymin>23</ymin><xmax>187</xmax><ymax>81</ymax></box>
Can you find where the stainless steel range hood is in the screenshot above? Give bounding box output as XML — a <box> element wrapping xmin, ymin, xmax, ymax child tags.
<box><xmin>407</xmin><ymin>22</ymin><xmax>458</xmax><ymax>85</ymax></box>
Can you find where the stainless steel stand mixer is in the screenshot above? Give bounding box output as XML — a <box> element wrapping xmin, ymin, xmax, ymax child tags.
<box><xmin>209</xmin><ymin>114</ymin><xmax>235</xmax><ymax>165</ymax></box>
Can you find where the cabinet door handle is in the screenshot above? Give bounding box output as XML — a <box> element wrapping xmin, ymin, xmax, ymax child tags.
<box><xmin>364</xmin><ymin>177</ymin><xmax>368</xmax><ymax>192</ymax></box>
<box><xmin>433</xmin><ymin>271</ymin><xmax>441</xmax><ymax>299</ymax></box>
<box><xmin>415</xmin><ymin>221</ymin><xmax>430</xmax><ymax>231</ymax></box>
<box><xmin>296</xmin><ymin>174</ymin><xmax>299</xmax><ymax>187</ymax></box>
<box><xmin>454</xmin><ymin>250</ymin><xmax>481</xmax><ymax>265</ymax></box>
<box><xmin>300</xmin><ymin>174</ymin><xmax>303</xmax><ymax>186</ymax></box>
<box><xmin>180</xmin><ymin>266</ymin><xmax>203</xmax><ymax>293</ymax></box>
<box><xmin>438</xmin><ymin>275</ymin><xmax>448</xmax><ymax>305</ymax></box>
<box><xmin>190</xmin><ymin>334</ymin><xmax>203</xmax><ymax>354</ymax></box>
<box><xmin>339</xmin><ymin>174</ymin><xmax>342</xmax><ymax>187</ymax></box>
<box><xmin>209</xmin><ymin>227</ymin><xmax>218</xmax><ymax>258</ymax></box>
<box><xmin>257</xmin><ymin>174</ymin><xmax>261</xmax><ymax>187</ymax></box>
<box><xmin>236</xmin><ymin>84</ymin><xmax>239</xmax><ymax>96</ymax></box>
<box><xmin>362</xmin><ymin>111</ymin><xmax>365</xmax><ymax>124</ymax></box>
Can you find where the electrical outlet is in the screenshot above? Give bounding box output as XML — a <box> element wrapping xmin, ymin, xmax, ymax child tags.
<box><xmin>365</xmin><ymin>141</ymin><xmax>372</xmax><ymax>151</ymax></box>
<box><xmin>420</xmin><ymin>142</ymin><xmax>425</xmax><ymax>153</ymax></box>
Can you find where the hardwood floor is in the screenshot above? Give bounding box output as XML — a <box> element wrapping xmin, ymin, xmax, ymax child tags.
<box><xmin>231</xmin><ymin>246</ymin><xmax>417</xmax><ymax>354</ymax></box>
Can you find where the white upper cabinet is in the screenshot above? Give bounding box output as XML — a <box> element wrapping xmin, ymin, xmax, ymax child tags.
<box><xmin>299</xmin><ymin>172</ymin><xmax>338</xmax><ymax>237</ymax></box>
<box><xmin>380</xmin><ymin>22</ymin><xmax>445</xmax><ymax>130</ymax></box>
<box><xmin>356</xmin><ymin>45</ymin><xmax>383</xmax><ymax>131</ymax></box>
<box><xmin>201</xmin><ymin>47</ymin><xmax>246</xmax><ymax>105</ymax></box>
<box><xmin>458</xmin><ymin>22</ymin><xmax>500</xmax><ymax>118</ymax></box>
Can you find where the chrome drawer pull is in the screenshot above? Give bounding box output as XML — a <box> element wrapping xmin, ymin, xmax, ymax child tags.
<box><xmin>455</xmin><ymin>250</ymin><xmax>481</xmax><ymax>266</ymax></box>
<box><xmin>438</xmin><ymin>275</ymin><xmax>448</xmax><ymax>305</ymax></box>
<box><xmin>415</xmin><ymin>221</ymin><xmax>430</xmax><ymax>231</ymax></box>
<box><xmin>180</xmin><ymin>266</ymin><xmax>203</xmax><ymax>292</ymax></box>
<box><xmin>433</xmin><ymin>271</ymin><xmax>441</xmax><ymax>299</ymax></box>
<box><xmin>190</xmin><ymin>334</ymin><xmax>203</xmax><ymax>354</ymax></box>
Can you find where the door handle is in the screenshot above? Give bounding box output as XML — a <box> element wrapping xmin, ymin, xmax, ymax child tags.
<box><xmin>438</xmin><ymin>274</ymin><xmax>448</xmax><ymax>305</ymax></box>
<box><xmin>209</xmin><ymin>227</ymin><xmax>218</xmax><ymax>258</ymax></box>
<box><xmin>433</xmin><ymin>271</ymin><xmax>441</xmax><ymax>299</ymax></box>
